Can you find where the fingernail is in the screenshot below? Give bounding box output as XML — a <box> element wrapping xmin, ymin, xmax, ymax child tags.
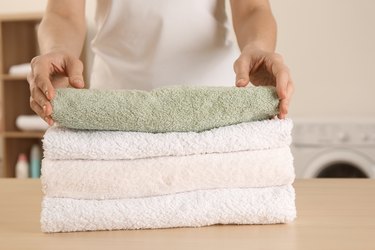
<box><xmin>45</xmin><ymin>117</ymin><xmax>54</xmax><ymax>126</ymax></box>
<box><xmin>45</xmin><ymin>91</ymin><xmax>49</xmax><ymax>98</ymax></box>
<box><xmin>236</xmin><ymin>80</ymin><xmax>243</xmax><ymax>86</ymax></box>
<box><xmin>43</xmin><ymin>105</ymin><xmax>46</xmax><ymax>112</ymax></box>
<box><xmin>73</xmin><ymin>79</ymin><xmax>83</xmax><ymax>86</ymax></box>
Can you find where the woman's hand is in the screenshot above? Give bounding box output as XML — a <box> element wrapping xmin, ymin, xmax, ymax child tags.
<box><xmin>233</xmin><ymin>46</ymin><xmax>294</xmax><ymax>119</ymax></box>
<box><xmin>27</xmin><ymin>51</ymin><xmax>85</xmax><ymax>125</ymax></box>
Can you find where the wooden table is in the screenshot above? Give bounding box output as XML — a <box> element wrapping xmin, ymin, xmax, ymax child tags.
<box><xmin>0</xmin><ymin>179</ymin><xmax>374</xmax><ymax>250</ymax></box>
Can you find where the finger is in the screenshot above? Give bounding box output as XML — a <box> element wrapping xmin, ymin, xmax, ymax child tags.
<box><xmin>278</xmin><ymin>78</ymin><xmax>294</xmax><ymax>119</ymax></box>
<box><xmin>278</xmin><ymin>99</ymin><xmax>289</xmax><ymax>119</ymax></box>
<box><xmin>265</xmin><ymin>54</ymin><xmax>288</xmax><ymax>99</ymax></box>
<box><xmin>233</xmin><ymin>56</ymin><xmax>250</xmax><ymax>87</ymax></box>
<box><xmin>30</xmin><ymin>86</ymin><xmax>53</xmax><ymax>116</ymax></box>
<box><xmin>30</xmin><ymin>98</ymin><xmax>54</xmax><ymax>126</ymax></box>
<box><xmin>286</xmin><ymin>77</ymin><xmax>295</xmax><ymax>100</ymax></box>
<box><xmin>30</xmin><ymin>56</ymin><xmax>55</xmax><ymax>100</ymax></box>
<box><xmin>275</xmin><ymin>69</ymin><xmax>288</xmax><ymax>100</ymax></box>
<box><xmin>65</xmin><ymin>57</ymin><xmax>84</xmax><ymax>88</ymax></box>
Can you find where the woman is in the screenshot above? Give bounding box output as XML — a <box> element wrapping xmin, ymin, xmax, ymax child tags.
<box><xmin>28</xmin><ymin>0</ymin><xmax>294</xmax><ymax>125</ymax></box>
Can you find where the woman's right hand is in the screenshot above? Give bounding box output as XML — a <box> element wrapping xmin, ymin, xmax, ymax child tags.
<box><xmin>27</xmin><ymin>51</ymin><xmax>85</xmax><ymax>125</ymax></box>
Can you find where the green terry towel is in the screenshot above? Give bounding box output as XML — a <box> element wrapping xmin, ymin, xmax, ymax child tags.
<box><xmin>51</xmin><ymin>86</ymin><xmax>279</xmax><ymax>132</ymax></box>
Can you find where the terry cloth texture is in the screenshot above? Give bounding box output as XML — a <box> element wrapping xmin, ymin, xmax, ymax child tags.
<box><xmin>41</xmin><ymin>185</ymin><xmax>296</xmax><ymax>233</ymax></box>
<box><xmin>51</xmin><ymin>86</ymin><xmax>279</xmax><ymax>132</ymax></box>
<box><xmin>43</xmin><ymin>119</ymin><xmax>292</xmax><ymax>160</ymax></box>
<box><xmin>41</xmin><ymin>147</ymin><xmax>294</xmax><ymax>200</ymax></box>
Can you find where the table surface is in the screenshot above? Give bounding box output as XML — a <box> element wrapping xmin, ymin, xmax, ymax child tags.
<box><xmin>0</xmin><ymin>179</ymin><xmax>374</xmax><ymax>250</ymax></box>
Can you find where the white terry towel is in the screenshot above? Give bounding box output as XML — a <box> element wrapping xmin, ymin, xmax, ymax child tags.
<box><xmin>16</xmin><ymin>115</ymin><xmax>49</xmax><ymax>131</ymax></box>
<box><xmin>43</xmin><ymin>118</ymin><xmax>292</xmax><ymax>160</ymax></box>
<box><xmin>41</xmin><ymin>147</ymin><xmax>294</xmax><ymax>199</ymax></box>
<box><xmin>41</xmin><ymin>185</ymin><xmax>296</xmax><ymax>233</ymax></box>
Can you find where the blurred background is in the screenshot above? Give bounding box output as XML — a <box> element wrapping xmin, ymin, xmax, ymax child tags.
<box><xmin>0</xmin><ymin>0</ymin><xmax>374</xmax><ymax>179</ymax></box>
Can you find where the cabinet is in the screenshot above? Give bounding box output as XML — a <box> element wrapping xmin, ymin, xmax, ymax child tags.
<box><xmin>0</xmin><ymin>13</ymin><xmax>88</xmax><ymax>177</ymax></box>
<box><xmin>0</xmin><ymin>13</ymin><xmax>43</xmax><ymax>178</ymax></box>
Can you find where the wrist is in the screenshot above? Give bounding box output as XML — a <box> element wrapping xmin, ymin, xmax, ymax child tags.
<box><xmin>41</xmin><ymin>46</ymin><xmax>79</xmax><ymax>58</ymax></box>
<box><xmin>242</xmin><ymin>43</ymin><xmax>274</xmax><ymax>54</ymax></box>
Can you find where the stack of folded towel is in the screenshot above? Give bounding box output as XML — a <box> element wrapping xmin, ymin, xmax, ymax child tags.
<box><xmin>40</xmin><ymin>86</ymin><xmax>296</xmax><ymax>233</ymax></box>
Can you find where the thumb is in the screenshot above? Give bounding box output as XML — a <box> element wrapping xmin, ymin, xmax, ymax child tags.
<box><xmin>65</xmin><ymin>56</ymin><xmax>85</xmax><ymax>88</ymax></box>
<box><xmin>234</xmin><ymin>57</ymin><xmax>250</xmax><ymax>87</ymax></box>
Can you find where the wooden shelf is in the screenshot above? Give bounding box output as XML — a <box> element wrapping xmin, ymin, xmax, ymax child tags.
<box><xmin>0</xmin><ymin>12</ymin><xmax>87</xmax><ymax>177</ymax></box>
<box><xmin>2</xmin><ymin>131</ymin><xmax>45</xmax><ymax>139</ymax></box>
<box><xmin>0</xmin><ymin>13</ymin><xmax>42</xmax><ymax>22</ymax></box>
<box><xmin>0</xmin><ymin>13</ymin><xmax>43</xmax><ymax>178</ymax></box>
<box><xmin>1</xmin><ymin>74</ymin><xmax>28</xmax><ymax>80</ymax></box>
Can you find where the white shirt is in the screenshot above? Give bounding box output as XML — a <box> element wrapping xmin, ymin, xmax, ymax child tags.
<box><xmin>90</xmin><ymin>0</ymin><xmax>239</xmax><ymax>90</ymax></box>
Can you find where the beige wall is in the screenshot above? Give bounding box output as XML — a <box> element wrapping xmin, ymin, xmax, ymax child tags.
<box><xmin>271</xmin><ymin>0</ymin><xmax>375</xmax><ymax>118</ymax></box>
<box><xmin>1</xmin><ymin>0</ymin><xmax>374</xmax><ymax>118</ymax></box>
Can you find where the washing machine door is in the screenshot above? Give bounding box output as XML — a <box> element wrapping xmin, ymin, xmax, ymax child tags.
<box><xmin>303</xmin><ymin>149</ymin><xmax>375</xmax><ymax>178</ymax></box>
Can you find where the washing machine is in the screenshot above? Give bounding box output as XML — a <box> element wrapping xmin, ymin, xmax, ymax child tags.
<box><xmin>291</xmin><ymin>118</ymin><xmax>375</xmax><ymax>178</ymax></box>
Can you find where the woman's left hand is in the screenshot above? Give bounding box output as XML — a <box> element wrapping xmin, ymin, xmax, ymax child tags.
<box><xmin>233</xmin><ymin>46</ymin><xmax>294</xmax><ymax>119</ymax></box>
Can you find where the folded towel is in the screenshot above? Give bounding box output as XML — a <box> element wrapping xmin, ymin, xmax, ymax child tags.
<box><xmin>8</xmin><ymin>63</ymin><xmax>31</xmax><ymax>75</ymax></box>
<box><xmin>41</xmin><ymin>185</ymin><xmax>296</xmax><ymax>232</ymax></box>
<box><xmin>16</xmin><ymin>115</ymin><xmax>49</xmax><ymax>131</ymax></box>
<box><xmin>41</xmin><ymin>147</ymin><xmax>294</xmax><ymax>199</ymax></box>
<box><xmin>43</xmin><ymin>119</ymin><xmax>292</xmax><ymax>160</ymax></box>
<box><xmin>51</xmin><ymin>86</ymin><xmax>279</xmax><ymax>132</ymax></box>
